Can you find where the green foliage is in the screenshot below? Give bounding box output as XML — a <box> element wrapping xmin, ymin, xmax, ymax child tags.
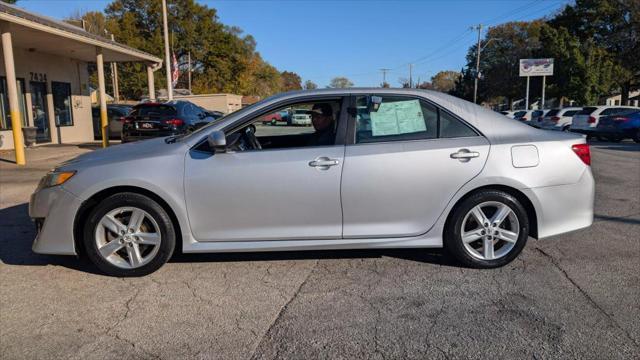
<box><xmin>1</xmin><ymin>0</ymin><xmax>18</xmax><ymax>4</ymax></box>
<box><xmin>72</xmin><ymin>0</ymin><xmax>300</xmax><ymax>99</ymax></box>
<box><xmin>303</xmin><ymin>80</ymin><xmax>318</xmax><ymax>90</ymax></box>
<box><xmin>328</xmin><ymin>77</ymin><xmax>353</xmax><ymax>88</ymax></box>
<box><xmin>456</xmin><ymin>0</ymin><xmax>639</xmax><ymax>107</ymax></box>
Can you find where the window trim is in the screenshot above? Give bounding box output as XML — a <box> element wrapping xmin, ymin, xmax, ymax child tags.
<box><xmin>346</xmin><ymin>93</ymin><xmax>482</xmax><ymax>146</ymax></box>
<box><xmin>51</xmin><ymin>81</ymin><xmax>74</xmax><ymax>127</ymax></box>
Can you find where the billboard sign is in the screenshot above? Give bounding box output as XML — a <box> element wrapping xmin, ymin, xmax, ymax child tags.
<box><xmin>519</xmin><ymin>58</ymin><xmax>554</xmax><ymax>77</ymax></box>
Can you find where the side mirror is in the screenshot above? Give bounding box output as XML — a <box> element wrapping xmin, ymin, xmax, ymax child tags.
<box><xmin>369</xmin><ymin>96</ymin><xmax>382</xmax><ymax>112</ymax></box>
<box><xmin>207</xmin><ymin>130</ymin><xmax>227</xmax><ymax>150</ymax></box>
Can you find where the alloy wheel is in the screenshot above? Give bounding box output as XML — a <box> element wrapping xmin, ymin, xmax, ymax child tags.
<box><xmin>95</xmin><ymin>206</ymin><xmax>162</xmax><ymax>269</ymax></box>
<box><xmin>460</xmin><ymin>201</ymin><xmax>520</xmax><ymax>260</ymax></box>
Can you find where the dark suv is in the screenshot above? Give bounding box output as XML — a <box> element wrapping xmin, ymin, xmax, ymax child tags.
<box><xmin>121</xmin><ymin>100</ymin><xmax>221</xmax><ymax>143</ymax></box>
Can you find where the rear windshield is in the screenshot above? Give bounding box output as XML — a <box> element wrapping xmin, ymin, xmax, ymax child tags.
<box><xmin>532</xmin><ymin>110</ymin><xmax>544</xmax><ymax>117</ymax></box>
<box><xmin>294</xmin><ymin>109</ymin><xmax>307</xmax><ymax>114</ymax></box>
<box><xmin>134</xmin><ymin>105</ymin><xmax>177</xmax><ymax>116</ymax></box>
<box><xmin>514</xmin><ymin>111</ymin><xmax>526</xmax><ymax>117</ymax></box>
<box><xmin>546</xmin><ymin>109</ymin><xmax>560</xmax><ymax>116</ymax></box>
<box><xmin>563</xmin><ymin>110</ymin><xmax>579</xmax><ymax>117</ymax></box>
<box><xmin>577</xmin><ymin>107</ymin><xmax>597</xmax><ymax>115</ymax></box>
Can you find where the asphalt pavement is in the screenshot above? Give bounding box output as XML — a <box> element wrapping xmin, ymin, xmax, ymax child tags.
<box><xmin>0</xmin><ymin>141</ymin><xmax>638</xmax><ymax>359</ymax></box>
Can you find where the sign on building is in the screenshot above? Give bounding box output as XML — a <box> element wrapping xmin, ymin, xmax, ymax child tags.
<box><xmin>519</xmin><ymin>58</ymin><xmax>554</xmax><ymax>77</ymax></box>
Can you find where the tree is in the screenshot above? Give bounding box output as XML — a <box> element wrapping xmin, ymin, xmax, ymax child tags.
<box><xmin>1</xmin><ymin>0</ymin><xmax>18</xmax><ymax>4</ymax></box>
<box><xmin>280</xmin><ymin>71</ymin><xmax>302</xmax><ymax>91</ymax></box>
<box><xmin>380</xmin><ymin>82</ymin><xmax>390</xmax><ymax>88</ymax></box>
<box><xmin>328</xmin><ymin>77</ymin><xmax>353</xmax><ymax>88</ymax></box>
<box><xmin>431</xmin><ymin>71</ymin><xmax>460</xmax><ymax>92</ymax></box>
<box><xmin>304</xmin><ymin>80</ymin><xmax>318</xmax><ymax>90</ymax></box>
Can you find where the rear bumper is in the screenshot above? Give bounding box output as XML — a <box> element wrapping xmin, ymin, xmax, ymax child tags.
<box><xmin>594</xmin><ymin>127</ymin><xmax>637</xmax><ymax>137</ymax></box>
<box><xmin>523</xmin><ymin>168</ymin><xmax>595</xmax><ymax>240</ymax></box>
<box><xmin>122</xmin><ymin>130</ymin><xmax>180</xmax><ymax>142</ymax></box>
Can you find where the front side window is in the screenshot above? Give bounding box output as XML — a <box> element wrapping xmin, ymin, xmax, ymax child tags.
<box><xmin>0</xmin><ymin>77</ymin><xmax>28</xmax><ymax>129</ymax></box>
<box><xmin>52</xmin><ymin>82</ymin><xmax>73</xmax><ymax>126</ymax></box>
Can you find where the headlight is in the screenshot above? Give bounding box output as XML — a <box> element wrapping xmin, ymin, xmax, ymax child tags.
<box><xmin>37</xmin><ymin>170</ymin><xmax>76</xmax><ymax>190</ymax></box>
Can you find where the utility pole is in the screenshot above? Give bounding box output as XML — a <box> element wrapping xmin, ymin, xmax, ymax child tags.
<box><xmin>162</xmin><ymin>0</ymin><xmax>173</xmax><ymax>100</ymax></box>
<box><xmin>110</xmin><ymin>34</ymin><xmax>119</xmax><ymax>103</ymax></box>
<box><xmin>188</xmin><ymin>51</ymin><xmax>192</xmax><ymax>93</ymax></box>
<box><xmin>473</xmin><ymin>24</ymin><xmax>482</xmax><ymax>104</ymax></box>
<box><xmin>379</xmin><ymin>68</ymin><xmax>390</xmax><ymax>86</ymax></box>
<box><xmin>409</xmin><ymin>64</ymin><xmax>413</xmax><ymax>88</ymax></box>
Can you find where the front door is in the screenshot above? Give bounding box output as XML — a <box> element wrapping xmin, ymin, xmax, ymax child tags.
<box><xmin>184</xmin><ymin>97</ymin><xmax>346</xmax><ymax>242</ymax></box>
<box><xmin>341</xmin><ymin>94</ymin><xmax>490</xmax><ymax>238</ymax></box>
<box><xmin>30</xmin><ymin>81</ymin><xmax>50</xmax><ymax>143</ymax></box>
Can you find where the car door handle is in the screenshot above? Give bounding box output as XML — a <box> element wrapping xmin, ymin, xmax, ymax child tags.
<box><xmin>450</xmin><ymin>149</ymin><xmax>480</xmax><ymax>162</ymax></box>
<box><xmin>309</xmin><ymin>157</ymin><xmax>339</xmax><ymax>169</ymax></box>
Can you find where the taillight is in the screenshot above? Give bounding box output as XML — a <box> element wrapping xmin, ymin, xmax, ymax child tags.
<box><xmin>164</xmin><ymin>119</ymin><xmax>184</xmax><ymax>126</ymax></box>
<box><xmin>118</xmin><ymin>116</ymin><xmax>126</xmax><ymax>122</ymax></box>
<box><xmin>572</xmin><ymin>144</ymin><xmax>591</xmax><ymax>166</ymax></box>
<box><xmin>123</xmin><ymin>117</ymin><xmax>133</xmax><ymax>124</ymax></box>
<box><xmin>613</xmin><ymin>117</ymin><xmax>629</xmax><ymax>122</ymax></box>
<box><xmin>551</xmin><ymin>116</ymin><xmax>560</xmax><ymax>122</ymax></box>
<box><xmin>587</xmin><ymin>116</ymin><xmax>596</xmax><ymax>124</ymax></box>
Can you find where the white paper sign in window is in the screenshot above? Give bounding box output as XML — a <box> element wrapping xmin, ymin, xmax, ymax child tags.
<box><xmin>370</xmin><ymin>99</ymin><xmax>426</xmax><ymax>136</ymax></box>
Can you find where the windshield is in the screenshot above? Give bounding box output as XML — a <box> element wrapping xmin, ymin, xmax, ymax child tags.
<box><xmin>135</xmin><ymin>105</ymin><xmax>177</xmax><ymax>116</ymax></box>
<box><xmin>577</xmin><ymin>107</ymin><xmax>597</xmax><ymax>115</ymax></box>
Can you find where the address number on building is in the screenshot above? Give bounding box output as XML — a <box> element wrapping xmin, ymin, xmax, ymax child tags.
<box><xmin>30</xmin><ymin>72</ymin><xmax>47</xmax><ymax>82</ymax></box>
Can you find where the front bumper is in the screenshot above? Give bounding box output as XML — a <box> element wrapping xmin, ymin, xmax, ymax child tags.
<box><xmin>29</xmin><ymin>186</ymin><xmax>82</xmax><ymax>255</ymax></box>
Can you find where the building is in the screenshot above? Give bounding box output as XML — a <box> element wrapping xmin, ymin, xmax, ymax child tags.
<box><xmin>173</xmin><ymin>93</ymin><xmax>243</xmax><ymax>114</ymax></box>
<box><xmin>603</xmin><ymin>90</ymin><xmax>640</xmax><ymax>107</ymax></box>
<box><xmin>0</xmin><ymin>3</ymin><xmax>161</xmax><ymax>164</ymax></box>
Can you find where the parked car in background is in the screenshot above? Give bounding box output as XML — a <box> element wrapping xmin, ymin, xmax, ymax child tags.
<box><xmin>291</xmin><ymin>109</ymin><xmax>312</xmax><ymax>126</ymax></box>
<box><xmin>570</xmin><ymin>106</ymin><xmax>639</xmax><ymax>138</ymax></box>
<box><xmin>262</xmin><ymin>109</ymin><xmax>291</xmax><ymax>125</ymax></box>
<box><xmin>594</xmin><ymin>110</ymin><xmax>640</xmax><ymax>143</ymax></box>
<box><xmin>537</xmin><ymin>107</ymin><xmax>582</xmax><ymax>131</ymax></box>
<box><xmin>30</xmin><ymin>88</ymin><xmax>594</xmax><ymax>276</ymax></box>
<box><xmin>121</xmin><ymin>101</ymin><xmax>220</xmax><ymax>143</ymax></box>
<box><xmin>515</xmin><ymin>109</ymin><xmax>550</xmax><ymax>125</ymax></box>
<box><xmin>499</xmin><ymin>110</ymin><xmax>516</xmax><ymax>118</ymax></box>
<box><xmin>92</xmin><ymin>104</ymin><xmax>133</xmax><ymax>140</ymax></box>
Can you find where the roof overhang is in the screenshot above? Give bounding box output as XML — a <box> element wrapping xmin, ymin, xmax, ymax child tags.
<box><xmin>0</xmin><ymin>4</ymin><xmax>161</xmax><ymax>64</ymax></box>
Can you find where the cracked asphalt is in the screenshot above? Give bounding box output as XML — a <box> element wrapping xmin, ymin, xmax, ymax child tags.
<box><xmin>1</xmin><ymin>141</ymin><xmax>639</xmax><ymax>359</ymax></box>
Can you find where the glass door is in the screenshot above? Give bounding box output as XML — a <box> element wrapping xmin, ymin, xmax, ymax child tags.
<box><xmin>30</xmin><ymin>81</ymin><xmax>50</xmax><ymax>143</ymax></box>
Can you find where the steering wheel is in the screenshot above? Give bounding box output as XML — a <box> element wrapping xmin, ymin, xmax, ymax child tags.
<box><xmin>242</xmin><ymin>125</ymin><xmax>262</xmax><ymax>150</ymax></box>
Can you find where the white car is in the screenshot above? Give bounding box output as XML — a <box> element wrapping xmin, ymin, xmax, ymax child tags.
<box><xmin>538</xmin><ymin>107</ymin><xmax>582</xmax><ymax>131</ymax></box>
<box><xmin>513</xmin><ymin>109</ymin><xmax>548</xmax><ymax>123</ymax></box>
<box><xmin>571</xmin><ymin>106</ymin><xmax>639</xmax><ymax>136</ymax></box>
<box><xmin>291</xmin><ymin>109</ymin><xmax>312</xmax><ymax>126</ymax></box>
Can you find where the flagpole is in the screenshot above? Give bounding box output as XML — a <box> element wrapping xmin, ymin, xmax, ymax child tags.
<box><xmin>162</xmin><ymin>0</ymin><xmax>173</xmax><ymax>100</ymax></box>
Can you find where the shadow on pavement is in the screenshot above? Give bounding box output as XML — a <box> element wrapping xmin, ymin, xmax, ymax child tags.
<box><xmin>0</xmin><ymin>202</ymin><xmax>458</xmax><ymax>275</ymax></box>
<box><xmin>594</xmin><ymin>214</ymin><xmax>640</xmax><ymax>225</ymax></box>
<box><xmin>589</xmin><ymin>141</ymin><xmax>640</xmax><ymax>152</ymax></box>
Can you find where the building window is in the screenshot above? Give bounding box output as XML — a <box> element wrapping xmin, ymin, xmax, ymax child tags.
<box><xmin>52</xmin><ymin>82</ymin><xmax>73</xmax><ymax>126</ymax></box>
<box><xmin>0</xmin><ymin>77</ymin><xmax>28</xmax><ymax>130</ymax></box>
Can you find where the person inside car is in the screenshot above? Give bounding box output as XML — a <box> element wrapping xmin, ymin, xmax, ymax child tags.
<box><xmin>307</xmin><ymin>103</ymin><xmax>336</xmax><ymax>146</ymax></box>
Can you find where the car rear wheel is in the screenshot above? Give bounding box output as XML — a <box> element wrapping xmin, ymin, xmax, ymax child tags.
<box><xmin>445</xmin><ymin>190</ymin><xmax>529</xmax><ymax>268</ymax></box>
<box><xmin>83</xmin><ymin>192</ymin><xmax>175</xmax><ymax>277</ymax></box>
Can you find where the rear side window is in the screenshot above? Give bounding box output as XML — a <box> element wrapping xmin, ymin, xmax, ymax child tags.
<box><xmin>354</xmin><ymin>95</ymin><xmax>476</xmax><ymax>144</ymax></box>
<box><xmin>439</xmin><ymin>111</ymin><xmax>477</xmax><ymax>138</ymax></box>
<box><xmin>577</xmin><ymin>107</ymin><xmax>597</xmax><ymax>115</ymax></box>
<box><xmin>135</xmin><ymin>105</ymin><xmax>177</xmax><ymax>116</ymax></box>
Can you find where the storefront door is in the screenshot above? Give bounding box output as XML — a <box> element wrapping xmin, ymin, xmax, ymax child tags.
<box><xmin>30</xmin><ymin>81</ymin><xmax>50</xmax><ymax>143</ymax></box>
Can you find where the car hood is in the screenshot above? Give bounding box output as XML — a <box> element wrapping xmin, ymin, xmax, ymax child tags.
<box><xmin>57</xmin><ymin>138</ymin><xmax>185</xmax><ymax>170</ymax></box>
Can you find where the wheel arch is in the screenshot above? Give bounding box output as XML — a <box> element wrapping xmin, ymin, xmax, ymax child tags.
<box><xmin>73</xmin><ymin>186</ymin><xmax>183</xmax><ymax>257</ymax></box>
<box><xmin>444</xmin><ymin>184</ymin><xmax>538</xmax><ymax>239</ymax></box>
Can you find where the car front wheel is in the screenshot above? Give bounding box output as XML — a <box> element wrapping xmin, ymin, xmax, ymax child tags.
<box><xmin>83</xmin><ymin>192</ymin><xmax>176</xmax><ymax>277</ymax></box>
<box><xmin>445</xmin><ymin>190</ymin><xmax>529</xmax><ymax>268</ymax></box>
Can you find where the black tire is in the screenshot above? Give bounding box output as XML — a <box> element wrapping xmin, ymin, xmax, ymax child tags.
<box><xmin>634</xmin><ymin>130</ymin><xmax>640</xmax><ymax>143</ymax></box>
<box><xmin>444</xmin><ymin>190</ymin><xmax>529</xmax><ymax>268</ymax></box>
<box><xmin>562</xmin><ymin>125</ymin><xmax>570</xmax><ymax>132</ymax></box>
<box><xmin>83</xmin><ymin>192</ymin><xmax>176</xmax><ymax>277</ymax></box>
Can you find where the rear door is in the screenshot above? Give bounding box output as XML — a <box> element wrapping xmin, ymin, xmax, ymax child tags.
<box><xmin>341</xmin><ymin>94</ymin><xmax>490</xmax><ymax>238</ymax></box>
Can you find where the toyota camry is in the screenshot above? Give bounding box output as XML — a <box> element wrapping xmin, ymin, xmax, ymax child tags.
<box><xmin>29</xmin><ymin>89</ymin><xmax>594</xmax><ymax>276</ymax></box>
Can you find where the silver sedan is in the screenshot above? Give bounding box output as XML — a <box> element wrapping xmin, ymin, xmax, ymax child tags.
<box><xmin>29</xmin><ymin>89</ymin><xmax>594</xmax><ymax>276</ymax></box>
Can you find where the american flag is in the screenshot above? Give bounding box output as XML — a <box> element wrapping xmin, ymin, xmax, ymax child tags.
<box><xmin>171</xmin><ymin>52</ymin><xmax>179</xmax><ymax>88</ymax></box>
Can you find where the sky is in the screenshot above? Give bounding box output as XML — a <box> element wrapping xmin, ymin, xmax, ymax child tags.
<box><xmin>14</xmin><ymin>0</ymin><xmax>570</xmax><ymax>87</ymax></box>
